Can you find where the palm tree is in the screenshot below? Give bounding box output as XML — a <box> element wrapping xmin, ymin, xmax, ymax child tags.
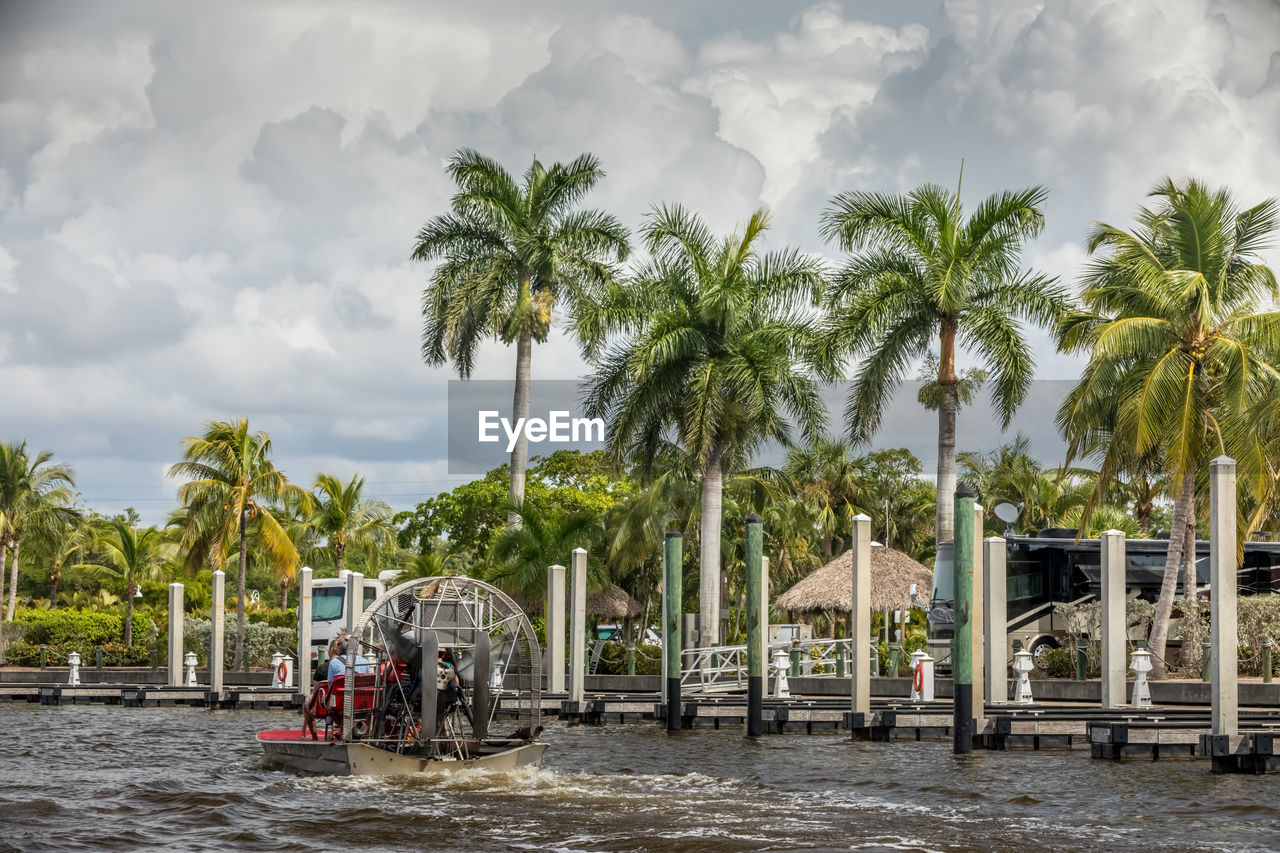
<box><xmin>488</xmin><ymin>498</ymin><xmax>605</xmax><ymax>603</ymax></box>
<box><xmin>413</xmin><ymin>149</ymin><xmax>630</xmax><ymax>527</ymax></box>
<box><xmin>0</xmin><ymin>441</ymin><xmax>78</xmax><ymax>620</ymax></box>
<box><xmin>169</xmin><ymin>420</ymin><xmax>306</xmax><ymax>668</ymax></box>
<box><xmin>783</xmin><ymin>437</ymin><xmax>863</xmax><ymax>558</ymax></box>
<box><xmin>586</xmin><ymin>205</ymin><xmax>827</xmax><ymax>644</ymax></box>
<box><xmin>819</xmin><ymin>178</ymin><xmax>1066</xmax><ymax>542</ymax></box>
<box><xmin>1057</xmin><ymin>178</ymin><xmax>1279</xmax><ymax>677</ymax></box>
<box><xmin>308</xmin><ymin>472</ymin><xmax>395</xmax><ymax>577</ymax></box>
<box><xmin>79</xmin><ymin>520</ymin><xmax>173</xmax><ymax>646</ymax></box>
<box><xmin>27</xmin><ymin>516</ymin><xmax>91</xmax><ymax>604</ymax></box>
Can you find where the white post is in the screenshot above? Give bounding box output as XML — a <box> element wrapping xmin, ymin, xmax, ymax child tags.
<box><xmin>546</xmin><ymin>564</ymin><xmax>567</xmax><ymax>694</ymax></box>
<box><xmin>569</xmin><ymin>548</ymin><xmax>587</xmax><ymax>705</ymax></box>
<box><xmin>1012</xmin><ymin>650</ymin><xmax>1034</xmax><ymax>704</ymax></box>
<box><xmin>919</xmin><ymin>653</ymin><xmax>935</xmax><ymax>702</ymax></box>
<box><xmin>1210</xmin><ymin>455</ymin><xmax>1238</xmax><ymax>736</ymax></box>
<box><xmin>851</xmin><ymin>514</ymin><xmax>872</xmax><ymax>716</ymax></box>
<box><xmin>167</xmin><ymin>582</ymin><xmax>184</xmax><ymax>687</ymax></box>
<box><xmin>210</xmin><ymin>570</ymin><xmax>225</xmax><ymax>698</ymax></box>
<box><xmin>972</xmin><ymin>504</ymin><xmax>985</xmax><ymax>721</ymax></box>
<box><xmin>298</xmin><ymin>567</ymin><xmax>312</xmax><ymax>698</ymax></box>
<box><xmin>184</xmin><ymin>651</ymin><xmax>198</xmax><ymax>687</ymax></box>
<box><xmin>984</xmin><ymin>536</ymin><xmax>1006</xmax><ymax>705</ymax></box>
<box><xmin>346</xmin><ymin>571</ymin><xmax>364</xmax><ymax>634</ymax></box>
<box><xmin>759</xmin><ymin>555</ymin><xmax>770</xmax><ymax>673</ymax></box>
<box><xmin>67</xmin><ymin>651</ymin><xmax>81</xmax><ymax>686</ymax></box>
<box><xmin>772</xmin><ymin>649</ymin><xmax>791</xmax><ymax>698</ymax></box>
<box><xmin>1100</xmin><ymin>530</ymin><xmax>1126</xmax><ymax>709</ymax></box>
<box><xmin>1130</xmin><ymin>648</ymin><xmax>1152</xmax><ymax>708</ymax></box>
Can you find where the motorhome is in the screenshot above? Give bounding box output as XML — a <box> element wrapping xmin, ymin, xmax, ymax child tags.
<box><xmin>305</xmin><ymin>569</ymin><xmax>402</xmax><ymax>671</ymax></box>
<box><xmin>926</xmin><ymin>534</ymin><xmax>1280</xmax><ymax>668</ymax></box>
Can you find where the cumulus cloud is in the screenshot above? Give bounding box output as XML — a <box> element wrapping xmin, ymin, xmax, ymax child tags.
<box><xmin>1</xmin><ymin>0</ymin><xmax>1278</xmax><ymax>520</ymax></box>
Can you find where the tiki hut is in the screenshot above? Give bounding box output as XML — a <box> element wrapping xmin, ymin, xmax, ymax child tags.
<box><xmin>775</xmin><ymin>544</ymin><xmax>932</xmax><ymax>615</ymax></box>
<box><xmin>585</xmin><ymin>584</ymin><xmax>642</xmax><ymax>621</ymax></box>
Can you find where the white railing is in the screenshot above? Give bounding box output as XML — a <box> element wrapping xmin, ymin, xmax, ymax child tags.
<box><xmin>678</xmin><ymin>638</ymin><xmax>857</xmax><ymax>693</ymax></box>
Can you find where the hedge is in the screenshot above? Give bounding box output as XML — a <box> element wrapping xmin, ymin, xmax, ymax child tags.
<box><xmin>13</xmin><ymin>609</ymin><xmax>156</xmax><ymax>647</ymax></box>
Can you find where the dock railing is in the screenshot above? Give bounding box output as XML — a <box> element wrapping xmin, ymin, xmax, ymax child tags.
<box><xmin>680</xmin><ymin>638</ymin><xmax>854</xmax><ymax>693</ymax></box>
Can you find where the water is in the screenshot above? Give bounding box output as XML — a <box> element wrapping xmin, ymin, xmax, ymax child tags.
<box><xmin>2</xmin><ymin>705</ymin><xmax>1278</xmax><ymax>852</ymax></box>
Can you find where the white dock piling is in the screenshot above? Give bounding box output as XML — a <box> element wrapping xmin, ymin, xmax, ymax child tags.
<box><xmin>297</xmin><ymin>567</ymin><xmax>312</xmax><ymax>698</ymax></box>
<box><xmin>568</xmin><ymin>548</ymin><xmax>587</xmax><ymax>705</ymax></box>
<box><xmin>983</xmin><ymin>536</ymin><xmax>1006</xmax><ymax>705</ymax></box>
<box><xmin>851</xmin><ymin>514</ymin><xmax>872</xmax><ymax>717</ymax></box>
<box><xmin>167</xmin><ymin>582</ymin><xmax>184</xmax><ymax>687</ymax></box>
<box><xmin>972</xmin><ymin>504</ymin><xmax>985</xmax><ymax>722</ymax></box>
<box><xmin>1100</xmin><ymin>530</ymin><xmax>1126</xmax><ymax>709</ymax></box>
<box><xmin>546</xmin><ymin>564</ymin><xmax>567</xmax><ymax>694</ymax></box>
<box><xmin>210</xmin><ymin>570</ymin><xmax>225</xmax><ymax>698</ymax></box>
<box><xmin>1210</xmin><ymin>456</ymin><xmax>1238</xmax><ymax>736</ymax></box>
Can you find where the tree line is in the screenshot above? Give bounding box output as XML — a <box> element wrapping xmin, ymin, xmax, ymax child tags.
<box><xmin>417</xmin><ymin>150</ymin><xmax>1280</xmax><ymax>676</ymax></box>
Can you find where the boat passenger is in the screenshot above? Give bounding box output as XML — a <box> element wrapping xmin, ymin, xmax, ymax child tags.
<box><xmin>327</xmin><ymin>633</ymin><xmax>373</xmax><ymax>681</ymax></box>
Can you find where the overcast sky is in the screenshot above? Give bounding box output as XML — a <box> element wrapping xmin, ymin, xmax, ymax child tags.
<box><xmin>2</xmin><ymin>0</ymin><xmax>1278</xmax><ymax>524</ymax></box>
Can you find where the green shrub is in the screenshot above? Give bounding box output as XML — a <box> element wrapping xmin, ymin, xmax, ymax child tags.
<box><xmin>13</xmin><ymin>609</ymin><xmax>155</xmax><ymax>647</ymax></box>
<box><xmin>595</xmin><ymin>642</ymin><xmax>661</xmax><ymax>675</ymax></box>
<box><xmin>3</xmin><ymin>639</ymin><xmax>152</xmax><ymax>667</ymax></box>
<box><xmin>1034</xmin><ymin>647</ymin><xmax>1076</xmax><ymax>678</ymax></box>
<box><xmin>183</xmin><ymin>615</ymin><xmax>295</xmax><ymax>667</ymax></box>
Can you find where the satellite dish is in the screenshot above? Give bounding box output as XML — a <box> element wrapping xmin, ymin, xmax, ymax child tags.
<box><xmin>994</xmin><ymin>502</ymin><xmax>1021</xmax><ymax>524</ymax></box>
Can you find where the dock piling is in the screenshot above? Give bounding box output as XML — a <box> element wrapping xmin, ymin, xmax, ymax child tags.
<box><xmin>953</xmin><ymin>486</ymin><xmax>976</xmax><ymax>753</ymax></box>
<box><xmin>1100</xmin><ymin>531</ymin><xmax>1125</xmax><ymax>708</ymax></box>
<box><xmin>296</xmin><ymin>567</ymin><xmax>310</xmax><ymax>699</ymax></box>
<box><xmin>984</xmin><ymin>536</ymin><xmax>1007</xmax><ymax>705</ymax></box>
<box><xmin>167</xmin><ymin>582</ymin><xmax>184</xmax><ymax>688</ymax></box>
<box><xmin>569</xmin><ymin>548</ymin><xmax>587</xmax><ymax>707</ymax></box>
<box><xmin>745</xmin><ymin>513</ymin><xmax>764</xmax><ymax>737</ymax></box>
<box><xmin>664</xmin><ymin>530</ymin><xmax>683</xmax><ymax>732</ymax></box>
<box><xmin>211</xmin><ymin>569</ymin><xmax>226</xmax><ymax>699</ymax></box>
<box><xmin>546</xmin><ymin>564</ymin><xmax>566</xmax><ymax>694</ymax></box>
<box><xmin>851</xmin><ymin>513</ymin><xmax>872</xmax><ymax>720</ymax></box>
<box><xmin>1210</xmin><ymin>455</ymin><xmax>1238</xmax><ymax>737</ymax></box>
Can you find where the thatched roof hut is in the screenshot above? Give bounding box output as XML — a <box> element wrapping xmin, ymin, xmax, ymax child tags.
<box><xmin>586</xmin><ymin>584</ymin><xmax>642</xmax><ymax>620</ymax></box>
<box><xmin>774</xmin><ymin>545</ymin><xmax>932</xmax><ymax>614</ymax></box>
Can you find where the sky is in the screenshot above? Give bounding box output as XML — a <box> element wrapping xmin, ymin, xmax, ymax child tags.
<box><xmin>2</xmin><ymin>0</ymin><xmax>1279</xmax><ymax>524</ymax></box>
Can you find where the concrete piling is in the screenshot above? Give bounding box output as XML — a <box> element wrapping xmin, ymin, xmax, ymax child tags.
<box><xmin>983</xmin><ymin>536</ymin><xmax>1006</xmax><ymax>705</ymax></box>
<box><xmin>1210</xmin><ymin>455</ymin><xmax>1238</xmax><ymax>737</ymax></box>
<box><xmin>664</xmin><ymin>531</ymin><xmax>683</xmax><ymax>732</ymax></box>
<box><xmin>952</xmin><ymin>486</ymin><xmax>976</xmax><ymax>753</ymax></box>
<box><xmin>1100</xmin><ymin>530</ymin><xmax>1125</xmax><ymax>709</ymax></box>
<box><xmin>168</xmin><ymin>583</ymin><xmax>184</xmax><ymax>688</ymax></box>
<box><xmin>346</xmin><ymin>571</ymin><xmax>364</xmax><ymax>633</ymax></box>
<box><xmin>546</xmin><ymin>564</ymin><xmax>566</xmax><ymax>694</ymax></box>
<box><xmin>297</xmin><ymin>567</ymin><xmax>311</xmax><ymax>699</ymax></box>
<box><xmin>745</xmin><ymin>514</ymin><xmax>764</xmax><ymax>737</ymax></box>
<box><xmin>569</xmin><ymin>548</ymin><xmax>588</xmax><ymax>707</ymax></box>
<box><xmin>211</xmin><ymin>570</ymin><xmax>226</xmax><ymax>699</ymax></box>
<box><xmin>851</xmin><ymin>513</ymin><xmax>872</xmax><ymax>719</ymax></box>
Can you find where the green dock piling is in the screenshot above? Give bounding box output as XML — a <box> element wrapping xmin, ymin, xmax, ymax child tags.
<box><xmin>745</xmin><ymin>514</ymin><xmax>764</xmax><ymax>737</ymax></box>
<box><xmin>1263</xmin><ymin>638</ymin><xmax>1272</xmax><ymax>684</ymax></box>
<box><xmin>664</xmin><ymin>530</ymin><xmax>683</xmax><ymax>732</ymax></box>
<box><xmin>953</xmin><ymin>485</ymin><xmax>976</xmax><ymax>754</ymax></box>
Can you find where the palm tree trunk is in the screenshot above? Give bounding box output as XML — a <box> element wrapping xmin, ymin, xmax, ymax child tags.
<box><xmin>280</xmin><ymin>577</ymin><xmax>288</xmax><ymax>610</ymax></box>
<box><xmin>6</xmin><ymin>537</ymin><xmax>20</xmax><ymax>620</ymax></box>
<box><xmin>49</xmin><ymin>571</ymin><xmax>60</xmax><ymax>606</ymax></box>
<box><xmin>124</xmin><ymin>582</ymin><xmax>134</xmax><ymax>646</ymax></box>
<box><xmin>699</xmin><ymin>443</ymin><xmax>723</xmax><ymax>646</ymax></box>
<box><xmin>508</xmin><ymin>330</ymin><xmax>534</xmax><ymax>528</ymax></box>
<box><xmin>935</xmin><ymin>323</ymin><xmax>960</xmax><ymax>542</ymax></box>
<box><xmin>0</xmin><ymin>542</ymin><xmax>7</xmax><ymax>622</ymax></box>
<box><xmin>1180</xmin><ymin>498</ymin><xmax>1198</xmax><ymax>600</ymax></box>
<box><xmin>1148</xmin><ymin>468</ymin><xmax>1196</xmax><ymax>679</ymax></box>
<box><xmin>234</xmin><ymin>510</ymin><xmax>248</xmax><ymax>669</ymax></box>
<box><xmin>335</xmin><ymin>542</ymin><xmax>345</xmax><ymax>576</ymax></box>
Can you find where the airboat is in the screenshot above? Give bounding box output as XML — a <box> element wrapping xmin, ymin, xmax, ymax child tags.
<box><xmin>257</xmin><ymin>576</ymin><xmax>546</xmax><ymax>776</ymax></box>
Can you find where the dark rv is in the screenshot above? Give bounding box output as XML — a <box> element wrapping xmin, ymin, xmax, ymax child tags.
<box><xmin>926</xmin><ymin>534</ymin><xmax>1280</xmax><ymax>666</ymax></box>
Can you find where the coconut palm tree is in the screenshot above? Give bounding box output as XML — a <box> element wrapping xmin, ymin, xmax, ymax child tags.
<box><xmin>27</xmin><ymin>516</ymin><xmax>91</xmax><ymax>604</ymax></box>
<box><xmin>819</xmin><ymin>179</ymin><xmax>1066</xmax><ymax>542</ymax></box>
<box><xmin>1057</xmin><ymin>177</ymin><xmax>1280</xmax><ymax>677</ymax></box>
<box><xmin>783</xmin><ymin>437</ymin><xmax>864</xmax><ymax>558</ymax></box>
<box><xmin>78</xmin><ymin>520</ymin><xmax>174</xmax><ymax>646</ymax></box>
<box><xmin>169</xmin><ymin>420</ymin><xmax>306</xmax><ymax>668</ymax></box>
<box><xmin>413</xmin><ymin>149</ymin><xmax>630</xmax><ymax>527</ymax></box>
<box><xmin>0</xmin><ymin>441</ymin><xmax>78</xmax><ymax>620</ymax></box>
<box><xmin>585</xmin><ymin>205</ymin><xmax>827</xmax><ymax>644</ymax></box>
<box><xmin>308</xmin><ymin>472</ymin><xmax>395</xmax><ymax>577</ymax></box>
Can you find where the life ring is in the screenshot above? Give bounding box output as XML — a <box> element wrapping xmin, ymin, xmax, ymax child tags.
<box><xmin>276</xmin><ymin>660</ymin><xmax>289</xmax><ymax>685</ymax></box>
<box><xmin>912</xmin><ymin>663</ymin><xmax>924</xmax><ymax>693</ymax></box>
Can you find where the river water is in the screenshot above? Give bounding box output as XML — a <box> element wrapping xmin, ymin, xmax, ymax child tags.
<box><xmin>2</xmin><ymin>704</ymin><xmax>1278</xmax><ymax>852</ymax></box>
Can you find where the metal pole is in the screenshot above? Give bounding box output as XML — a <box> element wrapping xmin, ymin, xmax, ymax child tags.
<box><xmin>473</xmin><ymin>630</ymin><xmax>490</xmax><ymax>741</ymax></box>
<box><xmin>210</xmin><ymin>570</ymin><xmax>225</xmax><ymax>698</ymax></box>
<box><xmin>664</xmin><ymin>530</ymin><xmax>683</xmax><ymax>732</ymax></box>
<box><xmin>298</xmin><ymin>567</ymin><xmax>312</xmax><ymax>698</ymax></box>
<box><xmin>1210</xmin><ymin>455</ymin><xmax>1238</xmax><ymax>736</ymax></box>
<box><xmin>851</xmin><ymin>513</ymin><xmax>872</xmax><ymax>718</ymax></box>
<box><xmin>745</xmin><ymin>514</ymin><xmax>764</xmax><ymax>737</ymax></box>
<box><xmin>418</xmin><ymin>616</ymin><xmax>437</xmax><ymax>753</ymax></box>
<box><xmin>983</xmin><ymin>536</ymin><xmax>1006</xmax><ymax>705</ymax></box>
<box><xmin>569</xmin><ymin>548</ymin><xmax>587</xmax><ymax>706</ymax></box>
<box><xmin>168</xmin><ymin>582</ymin><xmax>184</xmax><ymax>687</ymax></box>
<box><xmin>546</xmin><ymin>564</ymin><xmax>566</xmax><ymax>694</ymax></box>
<box><xmin>952</xmin><ymin>486</ymin><xmax>976</xmax><ymax>753</ymax></box>
<box><xmin>1100</xmin><ymin>530</ymin><xmax>1125</xmax><ymax>708</ymax></box>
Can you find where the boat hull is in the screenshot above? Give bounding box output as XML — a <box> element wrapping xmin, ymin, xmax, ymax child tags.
<box><xmin>257</xmin><ymin>730</ymin><xmax>547</xmax><ymax>777</ymax></box>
